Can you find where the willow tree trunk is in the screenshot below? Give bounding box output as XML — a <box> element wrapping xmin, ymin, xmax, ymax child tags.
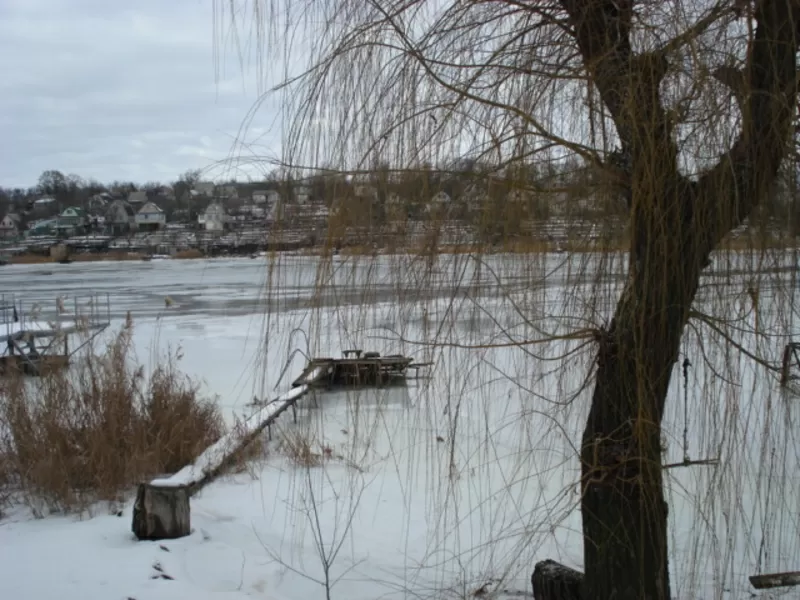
<box><xmin>581</xmin><ymin>248</ymin><xmax>699</xmax><ymax>600</ymax></box>
<box><xmin>556</xmin><ymin>1</ymin><xmax>800</xmax><ymax>597</ymax></box>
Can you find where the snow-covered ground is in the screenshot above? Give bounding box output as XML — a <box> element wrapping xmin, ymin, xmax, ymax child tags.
<box><xmin>2</xmin><ymin>250</ymin><xmax>800</xmax><ymax>599</ymax></box>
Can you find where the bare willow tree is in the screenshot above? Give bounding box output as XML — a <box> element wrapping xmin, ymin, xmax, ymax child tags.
<box><xmin>216</xmin><ymin>1</ymin><xmax>800</xmax><ymax>598</ymax></box>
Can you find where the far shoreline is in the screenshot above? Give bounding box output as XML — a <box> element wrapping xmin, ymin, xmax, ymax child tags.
<box><xmin>2</xmin><ymin>232</ymin><xmax>797</xmax><ymax>266</ymax></box>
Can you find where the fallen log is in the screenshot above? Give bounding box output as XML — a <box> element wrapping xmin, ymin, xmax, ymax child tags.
<box><xmin>131</xmin><ymin>384</ymin><xmax>309</xmax><ymax>541</ymax></box>
<box><xmin>532</xmin><ymin>560</ymin><xmax>584</xmax><ymax>600</ymax></box>
<box><xmin>750</xmin><ymin>571</ymin><xmax>800</xmax><ymax>590</ymax></box>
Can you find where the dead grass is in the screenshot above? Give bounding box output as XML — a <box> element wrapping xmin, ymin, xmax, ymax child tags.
<box><xmin>73</xmin><ymin>252</ymin><xmax>146</xmax><ymax>262</ymax></box>
<box><xmin>8</xmin><ymin>252</ymin><xmax>146</xmax><ymax>264</ymax></box>
<box><xmin>8</xmin><ymin>253</ymin><xmax>56</xmax><ymax>264</ymax></box>
<box><xmin>0</xmin><ymin>323</ymin><xmax>225</xmax><ymax>515</ymax></box>
<box><xmin>279</xmin><ymin>431</ymin><xmax>324</xmax><ymax>468</ymax></box>
<box><xmin>173</xmin><ymin>249</ymin><xmax>205</xmax><ymax>259</ymax></box>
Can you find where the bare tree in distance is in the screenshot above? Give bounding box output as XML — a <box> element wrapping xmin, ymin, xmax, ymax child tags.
<box><xmin>215</xmin><ymin>1</ymin><xmax>800</xmax><ymax>599</ymax></box>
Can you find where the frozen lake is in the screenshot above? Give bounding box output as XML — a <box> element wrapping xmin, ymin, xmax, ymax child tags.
<box><xmin>2</xmin><ymin>250</ymin><xmax>800</xmax><ymax>599</ymax></box>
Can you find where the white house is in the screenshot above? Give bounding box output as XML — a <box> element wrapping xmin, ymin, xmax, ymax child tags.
<box><xmin>135</xmin><ymin>202</ymin><xmax>166</xmax><ymax>232</ymax></box>
<box><xmin>294</xmin><ymin>185</ymin><xmax>312</xmax><ymax>204</ymax></box>
<box><xmin>252</xmin><ymin>189</ymin><xmax>280</xmax><ymax>206</ymax></box>
<box><xmin>0</xmin><ymin>214</ymin><xmax>20</xmax><ymax>238</ymax></box>
<box><xmin>199</xmin><ymin>202</ymin><xmax>228</xmax><ymax>231</ymax></box>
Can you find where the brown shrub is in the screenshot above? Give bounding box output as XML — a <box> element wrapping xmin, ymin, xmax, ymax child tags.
<box><xmin>8</xmin><ymin>253</ymin><xmax>53</xmax><ymax>265</ymax></box>
<box><xmin>0</xmin><ymin>324</ymin><xmax>225</xmax><ymax>515</ymax></box>
<box><xmin>9</xmin><ymin>252</ymin><xmax>146</xmax><ymax>264</ymax></box>
<box><xmin>72</xmin><ymin>252</ymin><xmax>145</xmax><ymax>262</ymax></box>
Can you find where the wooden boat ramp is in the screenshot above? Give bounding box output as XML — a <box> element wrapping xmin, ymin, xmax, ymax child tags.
<box><xmin>291</xmin><ymin>349</ymin><xmax>431</xmax><ymax>388</ymax></box>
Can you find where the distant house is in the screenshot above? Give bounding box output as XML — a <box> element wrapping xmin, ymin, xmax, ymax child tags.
<box><xmin>32</xmin><ymin>197</ymin><xmax>57</xmax><ymax>215</ymax></box>
<box><xmin>56</xmin><ymin>207</ymin><xmax>88</xmax><ymax>236</ymax></box>
<box><xmin>198</xmin><ymin>202</ymin><xmax>228</xmax><ymax>231</ymax></box>
<box><xmin>239</xmin><ymin>204</ymin><xmax>267</xmax><ymax>219</ymax></box>
<box><xmin>193</xmin><ymin>182</ymin><xmax>215</xmax><ymax>197</ymax></box>
<box><xmin>354</xmin><ymin>185</ymin><xmax>378</xmax><ymax>199</ymax></box>
<box><xmin>251</xmin><ymin>190</ymin><xmax>272</xmax><ymax>204</ymax></box>
<box><xmin>0</xmin><ymin>213</ymin><xmax>21</xmax><ymax>238</ymax></box>
<box><xmin>385</xmin><ymin>192</ymin><xmax>407</xmax><ymax>221</ymax></box>
<box><xmin>135</xmin><ymin>202</ymin><xmax>166</xmax><ymax>232</ymax></box>
<box><xmin>26</xmin><ymin>218</ymin><xmax>58</xmax><ymax>238</ymax></box>
<box><xmin>426</xmin><ymin>191</ymin><xmax>452</xmax><ymax>215</ymax></box>
<box><xmin>462</xmin><ymin>184</ymin><xmax>488</xmax><ymax>215</ymax></box>
<box><xmin>216</xmin><ymin>184</ymin><xmax>238</xmax><ymax>199</ymax></box>
<box><xmin>153</xmin><ymin>185</ymin><xmax>175</xmax><ymax>200</ymax></box>
<box><xmin>127</xmin><ymin>190</ymin><xmax>148</xmax><ymax>207</ymax></box>
<box><xmin>295</xmin><ymin>185</ymin><xmax>312</xmax><ymax>204</ymax></box>
<box><xmin>105</xmin><ymin>200</ymin><xmax>137</xmax><ymax>236</ymax></box>
<box><xmin>87</xmin><ymin>193</ymin><xmax>110</xmax><ymax>215</ymax></box>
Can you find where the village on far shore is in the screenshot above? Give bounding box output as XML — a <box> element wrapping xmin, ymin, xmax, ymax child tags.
<box><xmin>0</xmin><ymin>163</ymin><xmax>632</xmax><ymax>260</ymax></box>
<box><xmin>0</xmin><ymin>159</ymin><xmax>792</xmax><ymax>261</ymax></box>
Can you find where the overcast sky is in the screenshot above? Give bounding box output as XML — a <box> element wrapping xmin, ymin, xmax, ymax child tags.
<box><xmin>0</xmin><ymin>0</ymin><xmax>282</xmax><ymax>189</ymax></box>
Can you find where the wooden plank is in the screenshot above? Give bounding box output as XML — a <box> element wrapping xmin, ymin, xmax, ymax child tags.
<box><xmin>750</xmin><ymin>571</ymin><xmax>800</xmax><ymax>590</ymax></box>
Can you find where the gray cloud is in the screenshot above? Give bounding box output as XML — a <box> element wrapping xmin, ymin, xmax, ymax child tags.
<box><xmin>0</xmin><ymin>0</ymin><xmax>281</xmax><ymax>187</ymax></box>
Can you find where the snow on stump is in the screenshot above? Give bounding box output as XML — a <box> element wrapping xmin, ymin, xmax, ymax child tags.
<box><xmin>132</xmin><ymin>483</ymin><xmax>191</xmax><ymax>541</ymax></box>
<box><xmin>532</xmin><ymin>560</ymin><xmax>584</xmax><ymax>600</ymax></box>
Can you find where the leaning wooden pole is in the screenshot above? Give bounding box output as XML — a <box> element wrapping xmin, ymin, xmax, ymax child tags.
<box><xmin>750</xmin><ymin>571</ymin><xmax>800</xmax><ymax>590</ymax></box>
<box><xmin>132</xmin><ymin>385</ymin><xmax>310</xmax><ymax>541</ymax></box>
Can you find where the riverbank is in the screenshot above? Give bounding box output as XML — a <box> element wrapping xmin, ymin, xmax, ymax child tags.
<box><xmin>2</xmin><ymin>231</ymin><xmax>797</xmax><ymax>265</ymax></box>
<box><xmin>4</xmin><ymin>249</ymin><xmax>205</xmax><ymax>264</ymax></box>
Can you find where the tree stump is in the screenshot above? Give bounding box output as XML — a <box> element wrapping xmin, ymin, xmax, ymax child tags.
<box><xmin>131</xmin><ymin>483</ymin><xmax>191</xmax><ymax>541</ymax></box>
<box><xmin>532</xmin><ymin>560</ymin><xmax>584</xmax><ymax>600</ymax></box>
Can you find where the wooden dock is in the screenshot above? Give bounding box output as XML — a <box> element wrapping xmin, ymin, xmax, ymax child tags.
<box><xmin>132</xmin><ymin>349</ymin><xmax>430</xmax><ymax>540</ymax></box>
<box><xmin>0</xmin><ymin>292</ymin><xmax>111</xmax><ymax>376</ymax></box>
<box><xmin>290</xmin><ymin>350</ymin><xmax>424</xmax><ymax>388</ymax></box>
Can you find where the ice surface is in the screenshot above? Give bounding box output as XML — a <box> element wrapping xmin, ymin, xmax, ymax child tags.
<box><xmin>1</xmin><ymin>253</ymin><xmax>799</xmax><ymax>599</ymax></box>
